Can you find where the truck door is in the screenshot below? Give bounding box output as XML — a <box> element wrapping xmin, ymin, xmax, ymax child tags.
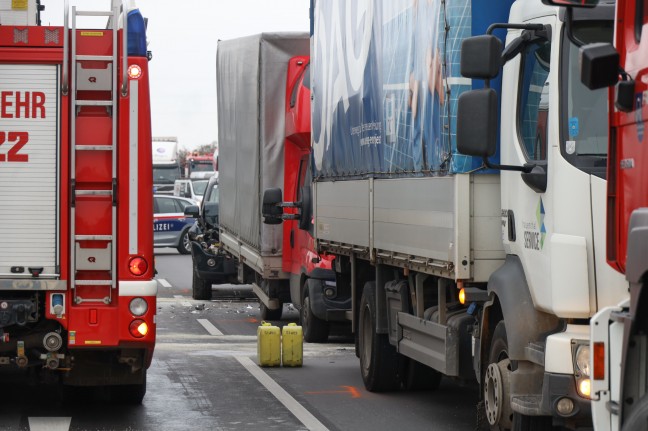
<box><xmin>502</xmin><ymin>15</ymin><xmax>620</xmax><ymax>317</ymax></box>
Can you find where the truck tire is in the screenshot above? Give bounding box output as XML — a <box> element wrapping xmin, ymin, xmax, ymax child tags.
<box><xmin>260</xmin><ymin>302</ymin><xmax>282</xmax><ymax>321</ymax></box>
<box><xmin>622</xmin><ymin>394</ymin><xmax>648</xmax><ymax>431</ymax></box>
<box><xmin>484</xmin><ymin>322</ymin><xmax>553</xmax><ymax>431</ymax></box>
<box><xmin>359</xmin><ymin>281</ymin><xmax>401</xmax><ymax>392</ymax></box>
<box><xmin>301</xmin><ymin>287</ymin><xmax>329</xmax><ymax>343</ymax></box>
<box><xmin>110</xmin><ymin>372</ymin><xmax>147</xmax><ymax>405</ymax></box>
<box><xmin>192</xmin><ymin>269</ymin><xmax>212</xmax><ymax>300</ymax></box>
<box><xmin>403</xmin><ymin>358</ymin><xmax>442</xmax><ymax>391</ymax></box>
<box><xmin>177</xmin><ymin>229</ymin><xmax>192</xmax><ymax>255</ymax></box>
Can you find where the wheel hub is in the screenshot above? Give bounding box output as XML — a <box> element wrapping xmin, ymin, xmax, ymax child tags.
<box><xmin>484</xmin><ymin>359</ymin><xmax>513</xmax><ymax>429</ymax></box>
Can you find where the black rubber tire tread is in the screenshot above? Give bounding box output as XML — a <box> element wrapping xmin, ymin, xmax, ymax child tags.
<box><xmin>404</xmin><ymin>358</ymin><xmax>442</xmax><ymax>391</ymax></box>
<box><xmin>177</xmin><ymin>229</ymin><xmax>192</xmax><ymax>255</ymax></box>
<box><xmin>192</xmin><ymin>268</ymin><xmax>212</xmax><ymax>300</ymax></box>
<box><xmin>511</xmin><ymin>414</ymin><xmax>554</xmax><ymax>431</ymax></box>
<box><xmin>301</xmin><ymin>284</ymin><xmax>329</xmax><ymax>343</ymax></box>
<box><xmin>259</xmin><ymin>302</ymin><xmax>282</xmax><ymax>321</ymax></box>
<box><xmin>621</xmin><ymin>394</ymin><xmax>648</xmax><ymax>431</ymax></box>
<box><xmin>359</xmin><ymin>281</ymin><xmax>401</xmax><ymax>392</ymax></box>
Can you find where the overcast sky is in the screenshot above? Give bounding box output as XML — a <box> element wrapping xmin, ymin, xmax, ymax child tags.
<box><xmin>41</xmin><ymin>0</ymin><xmax>310</xmax><ymax>151</ymax></box>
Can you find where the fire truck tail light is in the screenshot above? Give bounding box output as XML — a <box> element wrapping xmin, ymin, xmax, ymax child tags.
<box><xmin>129</xmin><ymin>319</ymin><xmax>148</xmax><ymax>338</ymax></box>
<box><xmin>129</xmin><ymin>257</ymin><xmax>148</xmax><ymax>276</ymax></box>
<box><xmin>593</xmin><ymin>341</ymin><xmax>605</xmax><ymax>380</ymax></box>
<box><xmin>129</xmin><ymin>298</ymin><xmax>148</xmax><ymax>316</ymax></box>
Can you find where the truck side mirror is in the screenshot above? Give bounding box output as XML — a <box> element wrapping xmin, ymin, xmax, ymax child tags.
<box><xmin>262</xmin><ymin>188</ymin><xmax>283</xmax><ymax>225</ymax></box>
<box><xmin>184</xmin><ymin>205</ymin><xmax>200</xmax><ymax>218</ymax></box>
<box><xmin>457</xmin><ymin>88</ymin><xmax>498</xmax><ymax>158</ymax></box>
<box><xmin>460</xmin><ymin>35</ymin><xmax>502</xmax><ymax>80</ymax></box>
<box><xmin>579</xmin><ymin>43</ymin><xmax>619</xmax><ymax>90</ymax></box>
<box><xmin>298</xmin><ymin>185</ymin><xmax>312</xmax><ymax>231</ymax></box>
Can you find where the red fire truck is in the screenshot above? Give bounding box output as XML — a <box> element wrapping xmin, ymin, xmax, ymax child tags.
<box><xmin>0</xmin><ymin>1</ymin><xmax>155</xmax><ymax>403</ymax></box>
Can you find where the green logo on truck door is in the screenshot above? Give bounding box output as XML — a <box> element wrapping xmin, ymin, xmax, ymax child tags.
<box><xmin>523</xmin><ymin>198</ymin><xmax>546</xmax><ymax>251</ymax></box>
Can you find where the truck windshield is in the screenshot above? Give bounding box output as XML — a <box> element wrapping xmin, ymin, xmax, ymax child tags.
<box><xmin>192</xmin><ymin>180</ymin><xmax>208</xmax><ymax>196</ymax></box>
<box><xmin>561</xmin><ymin>20</ymin><xmax>613</xmax><ymax>178</ymax></box>
<box><xmin>153</xmin><ymin>166</ymin><xmax>181</xmax><ymax>184</ymax></box>
<box><xmin>192</xmin><ymin>162</ymin><xmax>213</xmax><ymax>172</ymax></box>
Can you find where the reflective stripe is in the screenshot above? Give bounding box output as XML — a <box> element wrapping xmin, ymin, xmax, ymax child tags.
<box><xmin>129</xmin><ymin>79</ymin><xmax>139</xmax><ymax>254</ymax></box>
<box><xmin>118</xmin><ymin>279</ymin><xmax>157</xmax><ymax>296</ymax></box>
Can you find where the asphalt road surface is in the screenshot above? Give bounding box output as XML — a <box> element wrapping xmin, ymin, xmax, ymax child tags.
<box><xmin>0</xmin><ymin>249</ymin><xmax>480</xmax><ymax>431</ymax></box>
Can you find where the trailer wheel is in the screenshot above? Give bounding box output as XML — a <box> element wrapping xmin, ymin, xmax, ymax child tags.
<box><xmin>260</xmin><ymin>302</ymin><xmax>282</xmax><ymax>321</ymax></box>
<box><xmin>359</xmin><ymin>281</ymin><xmax>401</xmax><ymax>392</ymax></box>
<box><xmin>192</xmin><ymin>269</ymin><xmax>212</xmax><ymax>300</ymax></box>
<box><xmin>301</xmin><ymin>284</ymin><xmax>329</xmax><ymax>343</ymax></box>
<box><xmin>110</xmin><ymin>372</ymin><xmax>147</xmax><ymax>405</ymax></box>
<box><xmin>622</xmin><ymin>394</ymin><xmax>648</xmax><ymax>431</ymax></box>
<box><xmin>177</xmin><ymin>229</ymin><xmax>192</xmax><ymax>255</ymax></box>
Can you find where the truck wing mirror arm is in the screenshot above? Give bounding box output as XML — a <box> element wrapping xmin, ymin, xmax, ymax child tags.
<box><xmin>481</xmin><ymin>157</ymin><xmax>534</xmax><ymax>174</ymax></box>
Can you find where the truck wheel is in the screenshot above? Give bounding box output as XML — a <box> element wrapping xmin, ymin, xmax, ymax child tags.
<box><xmin>177</xmin><ymin>230</ymin><xmax>192</xmax><ymax>255</ymax></box>
<box><xmin>192</xmin><ymin>269</ymin><xmax>212</xmax><ymax>300</ymax></box>
<box><xmin>622</xmin><ymin>394</ymin><xmax>648</xmax><ymax>431</ymax></box>
<box><xmin>301</xmin><ymin>287</ymin><xmax>329</xmax><ymax>343</ymax></box>
<box><xmin>110</xmin><ymin>372</ymin><xmax>147</xmax><ymax>405</ymax></box>
<box><xmin>404</xmin><ymin>358</ymin><xmax>442</xmax><ymax>391</ymax></box>
<box><xmin>484</xmin><ymin>321</ymin><xmax>514</xmax><ymax>430</ymax></box>
<box><xmin>260</xmin><ymin>302</ymin><xmax>282</xmax><ymax>321</ymax></box>
<box><xmin>484</xmin><ymin>322</ymin><xmax>553</xmax><ymax>431</ymax></box>
<box><xmin>359</xmin><ymin>281</ymin><xmax>401</xmax><ymax>392</ymax></box>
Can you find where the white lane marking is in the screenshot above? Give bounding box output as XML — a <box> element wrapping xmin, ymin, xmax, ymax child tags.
<box><xmin>173</xmin><ymin>295</ymin><xmax>183</xmax><ymax>299</ymax></box>
<box><xmin>29</xmin><ymin>417</ymin><xmax>72</xmax><ymax>431</ymax></box>
<box><xmin>235</xmin><ymin>356</ymin><xmax>329</xmax><ymax>431</ymax></box>
<box><xmin>181</xmin><ymin>301</ymin><xmax>192</xmax><ymax>307</ymax></box>
<box><xmin>197</xmin><ymin>319</ymin><xmax>223</xmax><ymax>336</ymax></box>
<box><xmin>158</xmin><ymin>278</ymin><xmax>172</xmax><ymax>288</ymax></box>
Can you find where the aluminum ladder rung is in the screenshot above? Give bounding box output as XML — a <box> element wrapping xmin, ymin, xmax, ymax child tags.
<box><xmin>75</xmin><ymin>280</ymin><xmax>112</xmax><ymax>286</ymax></box>
<box><xmin>75</xmin><ymin>190</ymin><xmax>112</xmax><ymax>196</ymax></box>
<box><xmin>75</xmin><ymin>145</ymin><xmax>113</xmax><ymax>151</ymax></box>
<box><xmin>75</xmin><ymin>235</ymin><xmax>113</xmax><ymax>241</ymax></box>
<box><xmin>76</xmin><ymin>100</ymin><xmax>112</xmax><ymax>107</ymax></box>
<box><xmin>75</xmin><ymin>10</ymin><xmax>113</xmax><ymax>17</ymax></box>
<box><xmin>76</xmin><ymin>55</ymin><xmax>113</xmax><ymax>61</ymax></box>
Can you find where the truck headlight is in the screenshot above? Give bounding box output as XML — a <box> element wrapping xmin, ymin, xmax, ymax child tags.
<box><xmin>573</xmin><ymin>342</ymin><xmax>591</xmax><ymax>398</ymax></box>
<box><xmin>575</xmin><ymin>344</ymin><xmax>591</xmax><ymax>376</ymax></box>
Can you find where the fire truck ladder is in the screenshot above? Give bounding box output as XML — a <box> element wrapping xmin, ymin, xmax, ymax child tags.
<box><xmin>65</xmin><ymin>3</ymin><xmax>127</xmax><ymax>305</ymax></box>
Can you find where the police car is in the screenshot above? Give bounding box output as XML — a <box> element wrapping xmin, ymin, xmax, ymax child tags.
<box><xmin>153</xmin><ymin>195</ymin><xmax>197</xmax><ymax>254</ymax></box>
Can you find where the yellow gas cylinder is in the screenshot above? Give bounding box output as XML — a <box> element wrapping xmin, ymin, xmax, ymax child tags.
<box><xmin>281</xmin><ymin>323</ymin><xmax>303</xmax><ymax>367</ymax></box>
<box><xmin>257</xmin><ymin>321</ymin><xmax>281</xmax><ymax>367</ymax></box>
